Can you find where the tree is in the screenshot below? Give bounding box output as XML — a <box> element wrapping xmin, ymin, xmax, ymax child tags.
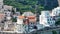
<box><xmin>11</xmin><ymin>17</ymin><xmax>17</xmax><ymax>22</ymax></box>
<box><xmin>4</xmin><ymin>0</ymin><xmax>44</xmax><ymax>13</ymax></box>
<box><xmin>52</xmin><ymin>30</ymin><xmax>57</xmax><ymax>34</ymax></box>
<box><xmin>55</xmin><ymin>18</ymin><xmax>60</xmax><ymax>25</ymax></box>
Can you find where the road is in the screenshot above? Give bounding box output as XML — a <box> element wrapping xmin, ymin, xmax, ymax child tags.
<box><xmin>29</xmin><ymin>26</ymin><xmax>60</xmax><ymax>34</ymax></box>
<box><xmin>0</xmin><ymin>26</ymin><xmax>60</xmax><ymax>34</ymax></box>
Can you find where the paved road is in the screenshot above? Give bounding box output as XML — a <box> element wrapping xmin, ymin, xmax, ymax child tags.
<box><xmin>0</xmin><ymin>26</ymin><xmax>60</xmax><ymax>34</ymax></box>
<box><xmin>29</xmin><ymin>26</ymin><xmax>60</xmax><ymax>34</ymax></box>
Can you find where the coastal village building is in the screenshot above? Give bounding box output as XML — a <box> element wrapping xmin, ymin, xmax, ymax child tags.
<box><xmin>0</xmin><ymin>0</ymin><xmax>3</xmax><ymax>9</ymax></box>
<box><xmin>22</xmin><ymin>12</ymin><xmax>35</xmax><ymax>16</ymax></box>
<box><xmin>22</xmin><ymin>12</ymin><xmax>36</xmax><ymax>24</ymax></box>
<box><xmin>4</xmin><ymin>5</ymin><xmax>13</xmax><ymax>11</ymax></box>
<box><xmin>4</xmin><ymin>21</ymin><xmax>15</xmax><ymax>31</ymax></box>
<box><xmin>0</xmin><ymin>13</ymin><xmax>5</xmax><ymax>30</ymax></box>
<box><xmin>0</xmin><ymin>0</ymin><xmax>3</xmax><ymax>12</ymax></box>
<box><xmin>3</xmin><ymin>5</ymin><xmax>13</xmax><ymax>20</ymax></box>
<box><xmin>0</xmin><ymin>0</ymin><xmax>59</xmax><ymax>33</ymax></box>
<box><xmin>4</xmin><ymin>11</ymin><xmax>12</xmax><ymax>20</ymax></box>
<box><xmin>16</xmin><ymin>13</ymin><xmax>37</xmax><ymax>32</ymax></box>
<box><xmin>16</xmin><ymin>16</ymin><xmax>25</xmax><ymax>33</ymax></box>
<box><xmin>39</xmin><ymin>11</ymin><xmax>55</xmax><ymax>27</ymax></box>
<box><xmin>13</xmin><ymin>12</ymin><xmax>20</xmax><ymax>18</ymax></box>
<box><xmin>27</xmin><ymin>16</ymin><xmax>36</xmax><ymax>23</ymax></box>
<box><xmin>15</xmin><ymin>12</ymin><xmax>20</xmax><ymax>16</ymax></box>
<box><xmin>22</xmin><ymin>12</ymin><xmax>37</xmax><ymax>30</ymax></box>
<box><xmin>4</xmin><ymin>5</ymin><xmax>13</xmax><ymax>21</ymax></box>
<box><xmin>52</xmin><ymin>7</ymin><xmax>60</xmax><ymax>16</ymax></box>
<box><xmin>52</xmin><ymin>7</ymin><xmax>60</xmax><ymax>21</ymax></box>
<box><xmin>0</xmin><ymin>13</ymin><xmax>5</xmax><ymax>22</ymax></box>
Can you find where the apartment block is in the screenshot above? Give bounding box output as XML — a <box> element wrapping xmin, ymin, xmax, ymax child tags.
<box><xmin>39</xmin><ymin>11</ymin><xmax>55</xmax><ymax>27</ymax></box>
<box><xmin>16</xmin><ymin>16</ymin><xmax>25</xmax><ymax>33</ymax></box>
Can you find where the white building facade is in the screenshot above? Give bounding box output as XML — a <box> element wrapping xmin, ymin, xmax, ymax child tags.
<box><xmin>0</xmin><ymin>0</ymin><xmax>3</xmax><ymax>9</ymax></box>
<box><xmin>52</xmin><ymin>7</ymin><xmax>60</xmax><ymax>16</ymax></box>
<box><xmin>4</xmin><ymin>5</ymin><xmax>13</xmax><ymax>11</ymax></box>
<box><xmin>4</xmin><ymin>11</ymin><xmax>12</xmax><ymax>20</ymax></box>
<box><xmin>0</xmin><ymin>0</ymin><xmax>3</xmax><ymax>12</ymax></box>
<box><xmin>15</xmin><ymin>16</ymin><xmax>25</xmax><ymax>33</ymax></box>
<box><xmin>39</xmin><ymin>11</ymin><xmax>55</xmax><ymax>27</ymax></box>
<box><xmin>52</xmin><ymin>7</ymin><xmax>60</xmax><ymax>20</ymax></box>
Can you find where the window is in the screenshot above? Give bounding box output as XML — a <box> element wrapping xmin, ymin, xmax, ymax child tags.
<box><xmin>47</xmin><ymin>19</ymin><xmax>49</xmax><ymax>21</ymax></box>
<box><xmin>51</xmin><ymin>22</ymin><xmax>53</xmax><ymax>24</ymax></box>
<box><xmin>23</xmin><ymin>25</ymin><xmax>25</xmax><ymax>26</ymax></box>
<box><xmin>48</xmin><ymin>22</ymin><xmax>50</xmax><ymax>24</ymax></box>
<box><xmin>5</xmin><ymin>13</ymin><xmax>7</xmax><ymax>14</ymax></box>
<box><xmin>50</xmin><ymin>19</ymin><xmax>51</xmax><ymax>21</ymax></box>
<box><xmin>46</xmin><ymin>16</ymin><xmax>49</xmax><ymax>18</ymax></box>
<box><xmin>18</xmin><ymin>30</ymin><xmax>21</xmax><ymax>32</ymax></box>
<box><xmin>1</xmin><ymin>21</ymin><xmax>4</xmax><ymax>23</ymax></box>
<box><xmin>30</xmin><ymin>22</ymin><xmax>33</xmax><ymax>25</ymax></box>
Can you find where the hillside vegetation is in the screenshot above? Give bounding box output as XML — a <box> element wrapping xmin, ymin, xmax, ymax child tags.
<box><xmin>4</xmin><ymin>0</ymin><xmax>58</xmax><ymax>14</ymax></box>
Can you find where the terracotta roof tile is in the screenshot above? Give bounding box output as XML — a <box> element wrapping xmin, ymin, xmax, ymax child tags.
<box><xmin>18</xmin><ymin>16</ymin><xmax>25</xmax><ymax>19</ymax></box>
